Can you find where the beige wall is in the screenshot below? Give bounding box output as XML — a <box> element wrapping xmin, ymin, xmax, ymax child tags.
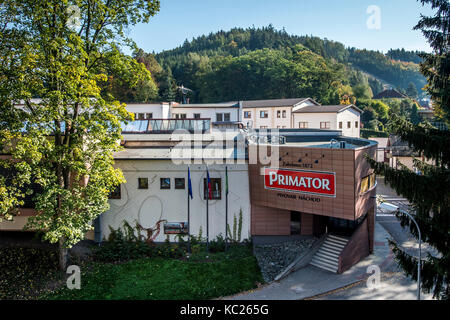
<box><xmin>292</xmin><ymin>113</ymin><xmax>337</xmax><ymax>131</ymax></box>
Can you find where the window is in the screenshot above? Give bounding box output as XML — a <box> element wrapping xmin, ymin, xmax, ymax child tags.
<box><xmin>244</xmin><ymin>111</ymin><xmax>251</xmax><ymax>118</ymax></box>
<box><xmin>203</xmin><ymin>178</ymin><xmax>221</xmax><ymax>200</ymax></box>
<box><xmin>320</xmin><ymin>122</ymin><xmax>331</xmax><ymax>129</ymax></box>
<box><xmin>174</xmin><ymin>114</ymin><xmax>186</xmax><ymax>119</ymax></box>
<box><xmin>355</xmin><ymin>121</ymin><xmax>359</xmax><ymax>128</ymax></box>
<box><xmin>138</xmin><ymin>113</ymin><xmax>145</xmax><ymax>120</ymax></box>
<box><xmin>339</xmin><ymin>122</ymin><xmax>343</xmax><ymax>129</ymax></box>
<box><xmin>216</xmin><ymin>113</ymin><xmax>230</xmax><ymax>122</ymax></box>
<box><xmin>360</xmin><ymin>173</ymin><xmax>376</xmax><ymax>194</ymax></box>
<box><xmin>109</xmin><ymin>185</ymin><xmax>121</xmax><ymax>199</ymax></box>
<box><xmin>160</xmin><ymin>178</ymin><xmax>170</xmax><ymax>189</ymax></box>
<box><xmin>175</xmin><ymin>178</ymin><xmax>185</xmax><ymax>189</ymax></box>
<box><xmin>260</xmin><ymin>111</ymin><xmax>268</xmax><ymax>118</ymax></box>
<box><xmin>193</xmin><ymin>113</ymin><xmax>201</xmax><ymax>119</ymax></box>
<box><xmin>299</xmin><ymin>122</ymin><xmax>308</xmax><ymax>128</ymax></box>
<box><xmin>138</xmin><ymin>178</ymin><xmax>148</xmax><ymax>189</ymax></box>
<box><xmin>347</xmin><ymin>121</ymin><xmax>351</xmax><ymax>129</ymax></box>
<box><xmin>282</xmin><ymin>110</ymin><xmax>286</xmax><ymax>118</ymax></box>
<box><xmin>360</xmin><ymin>176</ymin><xmax>369</xmax><ymax>194</ymax></box>
<box><xmin>146</xmin><ymin>113</ymin><xmax>153</xmax><ymax>119</ymax></box>
<box><xmin>277</xmin><ymin>110</ymin><xmax>281</xmax><ymax>118</ymax></box>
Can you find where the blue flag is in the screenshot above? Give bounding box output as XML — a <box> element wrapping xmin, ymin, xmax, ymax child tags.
<box><xmin>188</xmin><ymin>167</ymin><xmax>193</xmax><ymax>199</ymax></box>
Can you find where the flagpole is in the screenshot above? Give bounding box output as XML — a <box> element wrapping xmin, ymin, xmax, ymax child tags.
<box><xmin>187</xmin><ymin>166</ymin><xmax>193</xmax><ymax>255</ymax></box>
<box><xmin>206</xmin><ymin>166</ymin><xmax>211</xmax><ymax>253</ymax></box>
<box><xmin>206</xmin><ymin>193</ymin><xmax>209</xmax><ymax>253</ymax></box>
<box><xmin>187</xmin><ymin>167</ymin><xmax>191</xmax><ymax>254</ymax></box>
<box><xmin>225</xmin><ymin>166</ymin><xmax>228</xmax><ymax>251</ymax></box>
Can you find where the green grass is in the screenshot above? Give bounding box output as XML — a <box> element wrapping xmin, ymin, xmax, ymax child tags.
<box><xmin>44</xmin><ymin>246</ymin><xmax>263</xmax><ymax>300</ymax></box>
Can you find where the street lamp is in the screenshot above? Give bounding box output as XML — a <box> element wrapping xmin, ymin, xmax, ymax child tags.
<box><xmin>377</xmin><ymin>201</ymin><xmax>422</xmax><ymax>300</ymax></box>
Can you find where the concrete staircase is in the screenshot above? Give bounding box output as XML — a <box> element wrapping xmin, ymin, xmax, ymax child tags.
<box><xmin>310</xmin><ymin>234</ymin><xmax>349</xmax><ymax>273</ymax></box>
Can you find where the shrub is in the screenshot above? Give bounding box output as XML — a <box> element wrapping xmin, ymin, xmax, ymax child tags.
<box><xmin>209</xmin><ymin>234</ymin><xmax>226</xmax><ymax>253</ymax></box>
<box><xmin>93</xmin><ymin>221</ymin><xmax>188</xmax><ymax>262</ymax></box>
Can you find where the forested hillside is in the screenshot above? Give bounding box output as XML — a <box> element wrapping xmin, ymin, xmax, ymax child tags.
<box><xmin>140</xmin><ymin>26</ymin><xmax>426</xmax><ymax>103</ymax></box>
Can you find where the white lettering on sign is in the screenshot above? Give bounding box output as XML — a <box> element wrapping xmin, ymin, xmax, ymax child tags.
<box><xmin>264</xmin><ymin>167</ymin><xmax>336</xmax><ymax>197</ymax></box>
<box><xmin>268</xmin><ymin>172</ymin><xmax>331</xmax><ymax>191</ymax></box>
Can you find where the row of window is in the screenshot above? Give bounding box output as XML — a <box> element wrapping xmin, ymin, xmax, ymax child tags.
<box><xmin>173</xmin><ymin>113</ymin><xmax>231</xmax><ymax>122</ymax></box>
<box><xmin>297</xmin><ymin>121</ymin><xmax>360</xmax><ymax>130</ymax></box>
<box><xmin>134</xmin><ymin>113</ymin><xmax>359</xmax><ymax>130</ymax></box>
<box><xmin>134</xmin><ymin>113</ymin><xmax>153</xmax><ymax>120</ymax></box>
<box><xmin>338</xmin><ymin>121</ymin><xmax>359</xmax><ymax>129</ymax></box>
<box><xmin>244</xmin><ymin>110</ymin><xmax>287</xmax><ymax>119</ymax></box>
<box><xmin>109</xmin><ymin>177</ymin><xmax>223</xmax><ymax>200</ymax></box>
<box><xmin>299</xmin><ymin>122</ymin><xmax>330</xmax><ymax>129</ymax></box>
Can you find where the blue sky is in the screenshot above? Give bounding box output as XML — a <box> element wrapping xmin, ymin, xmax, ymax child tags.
<box><xmin>126</xmin><ymin>0</ymin><xmax>434</xmax><ymax>54</ymax></box>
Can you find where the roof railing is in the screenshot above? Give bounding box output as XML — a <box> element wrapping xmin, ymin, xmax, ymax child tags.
<box><xmin>121</xmin><ymin>118</ymin><xmax>211</xmax><ymax>134</ymax></box>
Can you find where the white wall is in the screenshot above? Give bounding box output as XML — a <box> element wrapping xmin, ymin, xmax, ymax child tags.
<box><xmin>125</xmin><ymin>103</ymin><xmax>169</xmax><ymax>119</ymax></box>
<box><xmin>292</xmin><ymin>113</ymin><xmax>337</xmax><ymax>131</ymax></box>
<box><xmin>171</xmin><ymin>107</ymin><xmax>240</xmax><ymax>122</ymax></box>
<box><xmin>337</xmin><ymin>108</ymin><xmax>361</xmax><ymax>138</ymax></box>
<box><xmin>242</xmin><ymin>107</ymin><xmax>292</xmax><ymax>129</ymax></box>
<box><xmin>101</xmin><ymin>161</ymin><xmax>251</xmax><ymax>242</ymax></box>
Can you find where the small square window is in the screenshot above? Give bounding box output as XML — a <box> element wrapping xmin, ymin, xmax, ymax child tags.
<box><xmin>146</xmin><ymin>113</ymin><xmax>153</xmax><ymax>119</ymax></box>
<box><xmin>175</xmin><ymin>178</ymin><xmax>185</xmax><ymax>189</ymax></box>
<box><xmin>244</xmin><ymin>111</ymin><xmax>251</xmax><ymax>118</ymax></box>
<box><xmin>216</xmin><ymin>113</ymin><xmax>223</xmax><ymax>122</ymax></box>
<box><xmin>109</xmin><ymin>185</ymin><xmax>121</xmax><ymax>199</ymax></box>
<box><xmin>138</xmin><ymin>178</ymin><xmax>148</xmax><ymax>189</ymax></box>
<box><xmin>194</xmin><ymin>113</ymin><xmax>201</xmax><ymax>119</ymax></box>
<box><xmin>160</xmin><ymin>178</ymin><xmax>170</xmax><ymax>189</ymax></box>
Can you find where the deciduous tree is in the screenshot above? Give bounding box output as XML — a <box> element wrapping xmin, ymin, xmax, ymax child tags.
<box><xmin>0</xmin><ymin>0</ymin><xmax>160</xmax><ymax>270</ymax></box>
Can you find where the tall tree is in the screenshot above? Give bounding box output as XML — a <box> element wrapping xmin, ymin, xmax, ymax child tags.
<box><xmin>406</xmin><ymin>82</ymin><xmax>419</xmax><ymax>99</ymax></box>
<box><xmin>367</xmin><ymin>0</ymin><xmax>449</xmax><ymax>299</ymax></box>
<box><xmin>414</xmin><ymin>0</ymin><xmax>449</xmax><ymax>120</ymax></box>
<box><xmin>0</xmin><ymin>0</ymin><xmax>160</xmax><ymax>270</ymax></box>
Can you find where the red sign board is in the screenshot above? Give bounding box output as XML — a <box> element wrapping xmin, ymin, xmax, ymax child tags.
<box><xmin>264</xmin><ymin>167</ymin><xmax>336</xmax><ymax>197</ymax></box>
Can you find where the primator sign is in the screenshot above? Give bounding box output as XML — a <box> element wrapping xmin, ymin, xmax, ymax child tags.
<box><xmin>264</xmin><ymin>167</ymin><xmax>336</xmax><ymax>197</ymax></box>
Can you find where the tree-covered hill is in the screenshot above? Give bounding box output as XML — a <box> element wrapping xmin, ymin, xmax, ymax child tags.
<box><xmin>143</xmin><ymin>26</ymin><xmax>426</xmax><ymax>103</ymax></box>
<box><xmin>125</xmin><ymin>26</ymin><xmax>426</xmax><ymax>105</ymax></box>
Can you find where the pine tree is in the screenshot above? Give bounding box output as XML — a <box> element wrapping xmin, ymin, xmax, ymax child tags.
<box><xmin>367</xmin><ymin>0</ymin><xmax>449</xmax><ymax>299</ymax></box>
